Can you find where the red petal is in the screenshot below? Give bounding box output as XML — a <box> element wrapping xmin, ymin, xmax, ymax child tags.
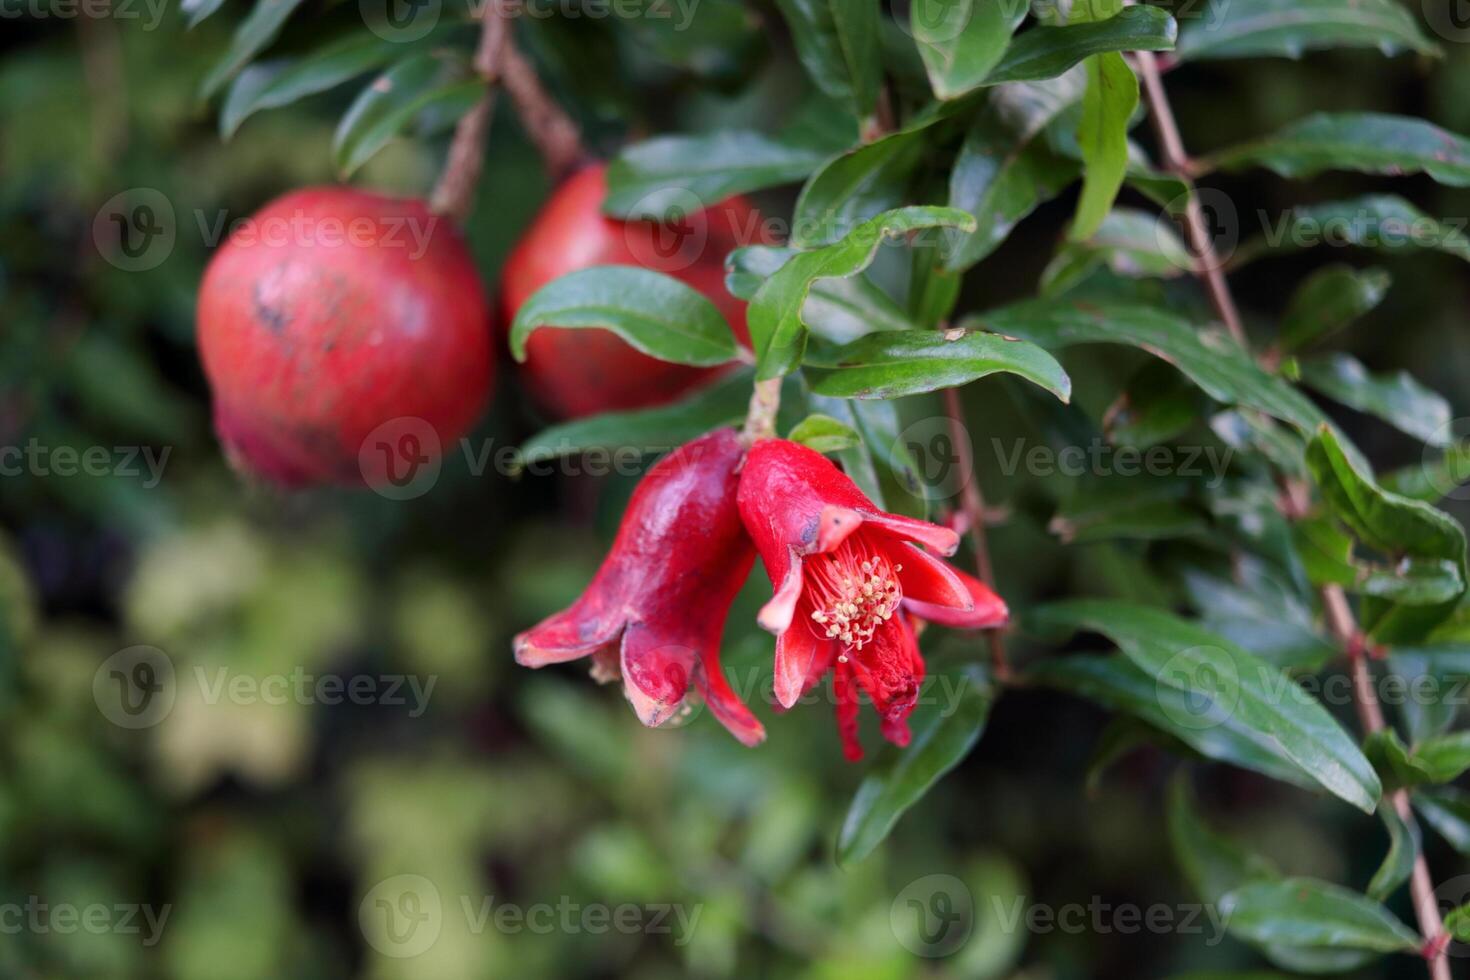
<box><xmin>756</xmin><ymin>548</ymin><xmax>805</xmax><ymax>633</ymax></box>
<box><xmin>905</xmin><ymin>568</ymin><xmax>1010</xmax><ymax>629</ymax></box>
<box><xmin>514</xmin><ymin>596</ymin><xmax>627</xmax><ymax>668</ymax></box>
<box><xmin>834</xmin><ymin>662</ymin><xmax>863</xmax><ymax>762</ymax></box>
<box><xmin>620</xmin><ymin>624</ymin><xmax>695</xmax><ymax>727</ymax></box>
<box><xmin>860</xmin><ymin>510</ymin><xmax>960</xmax><ymax>556</ymax></box>
<box><xmin>694</xmin><ymin>655</ymin><xmax>765</xmax><ymax>747</ymax></box>
<box><xmin>773</xmin><ymin>615</ymin><xmax>830</xmax><ymax>709</ymax></box>
<box><xmin>894</xmin><ymin>542</ymin><xmax>972</xmax><ymax>610</ymax></box>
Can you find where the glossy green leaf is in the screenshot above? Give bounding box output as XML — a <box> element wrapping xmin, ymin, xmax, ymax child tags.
<box><xmin>1211</xmin><ymin>113</ymin><xmax>1470</xmax><ymax>187</ymax></box>
<box><xmin>912</xmin><ymin>0</ymin><xmax>1027</xmax><ymax>100</ymax></box>
<box><xmin>803</xmin><ymin>327</ymin><xmax>1072</xmax><ymax>401</ymax></box>
<box><xmin>1218</xmin><ymin>879</ymin><xmax>1420</xmax><ymax>953</ymax></box>
<box><xmin>333</xmin><ymin>52</ymin><xmax>483</xmax><ymax>177</ymax></box>
<box><xmin>724</xmin><ymin>246</ymin><xmax>913</xmax><ymax>341</ymax></box>
<box><xmin>1043</xmin><ymin>207</ymin><xmax>1191</xmax><ymax>295</ymax></box>
<box><xmin>1032</xmin><ymin>656</ymin><xmax>1320</xmax><ymax>790</ymax></box>
<box><xmin>1239</xmin><ymin>195</ymin><xmax>1470</xmax><ymax>266</ymax></box>
<box><xmin>1070</xmin><ymin>52</ymin><xmax>1137</xmax><ymax>241</ymax></box>
<box><xmin>1175</xmin><ymin>0</ymin><xmax>1438</xmax><ymax>62</ymax></box>
<box><xmin>198</xmin><ymin>0</ymin><xmax>310</xmax><ymax>101</ymax></box>
<box><xmin>221</xmin><ymin>32</ymin><xmax>401</xmax><ymax>139</ymax></box>
<box><xmin>1415</xmin><ymin>785</ymin><xmax>1470</xmax><ymax>855</ymax></box>
<box><xmin>774</xmin><ymin>0</ymin><xmax>881</xmax><ymax>119</ymax></box>
<box><xmin>1365</xmin><ymin>729</ymin><xmax>1436</xmax><ymax>791</ymax></box>
<box><xmin>1182</xmin><ymin>568</ymin><xmax>1337</xmax><ymax>671</ymax></box>
<box><xmin>515</xmin><ymin>371</ymin><xmax>753</xmax><ymax>469</ymax></box>
<box><xmin>509</xmin><ymin>266</ymin><xmax>740</xmax><ymax>366</ymax></box>
<box><xmin>945</xmin><ymin>70</ymin><xmax>1089</xmax><ymax>270</ymax></box>
<box><xmin>1278</xmin><ymin>265</ymin><xmax>1390</xmax><ymax>352</ymax></box>
<box><xmin>786</xmin><ymin>413</ymin><xmax>860</xmax><ymax>453</ymax></box>
<box><xmin>1368</xmin><ymin>803</ymin><xmax>1419</xmax><ymax>900</ymax></box>
<box><xmin>792</xmin><ymin>129</ymin><xmax>926</xmax><ymax>246</ymax></box>
<box><xmin>749</xmin><ymin>207</ymin><xmax>976</xmax><ymax>380</ymax></box>
<box><xmin>1028</xmin><ymin>600</ymin><xmax>1382</xmax><ymax>811</ymax></box>
<box><xmin>963</xmin><ymin>300</ymin><xmax>1328</xmax><ymax>431</ymax></box>
<box><xmin>1050</xmin><ymin>477</ymin><xmax>1206</xmax><ymax>545</ymax></box>
<box><xmin>837</xmin><ymin>665</ymin><xmax>993</xmax><ymax>864</ymax></box>
<box><xmin>604</xmin><ymin>132</ymin><xmax>829</xmax><ymax>219</ymax></box>
<box><xmin>984</xmin><ymin>6</ymin><xmax>1177</xmax><ymax>84</ymax></box>
<box><xmin>1299</xmin><ymin>353</ymin><xmax>1452</xmax><ymax>447</ymax></box>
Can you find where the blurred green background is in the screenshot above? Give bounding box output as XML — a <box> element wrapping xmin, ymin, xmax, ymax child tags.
<box><xmin>2</xmin><ymin>2</ymin><xmax>1469</xmax><ymax>978</ymax></box>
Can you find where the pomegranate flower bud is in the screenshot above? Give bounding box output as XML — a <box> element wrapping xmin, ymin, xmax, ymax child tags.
<box><xmin>514</xmin><ymin>429</ymin><xmax>763</xmax><ymax>746</ymax></box>
<box><xmin>737</xmin><ymin>438</ymin><xmax>1007</xmax><ymax>760</ymax></box>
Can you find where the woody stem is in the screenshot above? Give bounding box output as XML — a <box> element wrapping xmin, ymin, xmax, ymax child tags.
<box><xmin>741</xmin><ymin>378</ymin><xmax>782</xmax><ymax>445</ymax></box>
<box><xmin>942</xmin><ymin>386</ymin><xmax>1008</xmax><ymax>680</ymax></box>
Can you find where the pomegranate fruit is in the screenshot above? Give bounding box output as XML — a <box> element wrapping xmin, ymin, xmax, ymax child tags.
<box><xmin>197</xmin><ymin>187</ymin><xmax>493</xmax><ymax>488</ymax></box>
<box><xmin>501</xmin><ymin>163</ymin><xmax>768</xmax><ymax>419</ymax></box>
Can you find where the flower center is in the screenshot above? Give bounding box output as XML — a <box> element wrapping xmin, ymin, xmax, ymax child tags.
<box><xmin>806</xmin><ymin>537</ymin><xmax>902</xmax><ymax>651</ymax></box>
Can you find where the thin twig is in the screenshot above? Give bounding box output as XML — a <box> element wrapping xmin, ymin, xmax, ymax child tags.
<box><xmin>1138</xmin><ymin>52</ymin><xmax>1450</xmax><ymax>978</ymax></box>
<box><xmin>943</xmin><ymin>386</ymin><xmax>1009</xmax><ymax>680</ymax></box>
<box><xmin>1131</xmin><ymin>50</ymin><xmax>1246</xmax><ymax>346</ymax></box>
<box><xmin>498</xmin><ymin>31</ymin><xmax>586</xmax><ymax>182</ymax></box>
<box><xmin>429</xmin><ymin>7</ymin><xmax>509</xmax><ymax>221</ymax></box>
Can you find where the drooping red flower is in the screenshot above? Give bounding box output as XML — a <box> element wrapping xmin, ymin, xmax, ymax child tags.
<box><xmin>736</xmin><ymin>439</ymin><xmax>1008</xmax><ymax>760</ymax></box>
<box><xmin>514</xmin><ymin>429</ymin><xmax>763</xmax><ymax>746</ymax></box>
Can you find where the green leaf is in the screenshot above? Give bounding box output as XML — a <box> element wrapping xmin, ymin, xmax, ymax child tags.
<box><xmin>604</xmin><ymin>132</ymin><xmax>829</xmax><ymax>219</ymax></box>
<box><xmin>1365</xmin><ymin>729</ymin><xmax>1436</xmax><ymax>791</ymax></box>
<box><xmin>508</xmin><ymin>266</ymin><xmax>740</xmax><ymax>367</ymax></box>
<box><xmin>774</xmin><ymin>0</ymin><xmax>881</xmax><ymax>119</ymax></box>
<box><xmin>1307</xmin><ymin>427</ymin><xmax>1466</xmax><ymax>585</ymax></box>
<box><xmin>724</xmin><ymin>246</ymin><xmax>914</xmax><ymax>340</ymax></box>
<box><xmin>1415</xmin><ymin>785</ymin><xmax>1470</xmax><ymax>855</ymax></box>
<box><xmin>1368</xmin><ymin>803</ymin><xmax>1419</xmax><ymax>901</ymax></box>
<box><xmin>792</xmin><ymin>129</ymin><xmax>926</xmax><ymax>246</ymax></box>
<box><xmin>837</xmin><ymin>665</ymin><xmax>993</xmax><ymax>864</ymax></box>
<box><xmin>748</xmin><ymin>206</ymin><xmax>976</xmax><ymax>380</ymax></box>
<box><xmin>333</xmin><ymin>52</ymin><xmax>483</xmax><ymax>177</ymax></box>
<box><xmin>182</xmin><ymin>0</ymin><xmax>228</xmax><ymax>29</ymax></box>
<box><xmin>963</xmin><ymin>300</ymin><xmax>1328</xmax><ymax>432</ymax></box>
<box><xmin>1218</xmin><ymin>879</ymin><xmax>1420</xmax><ymax>954</ymax></box>
<box><xmin>803</xmin><ymin>328</ymin><xmax>1072</xmax><ymax>402</ymax></box>
<box><xmin>1278</xmin><ymin>264</ymin><xmax>1390</xmax><ymax>352</ymax></box>
<box><xmin>786</xmin><ymin>413</ymin><xmax>860</xmax><ymax>453</ymax></box>
<box><xmin>945</xmin><ymin>71</ymin><xmax>1089</xmax><ymax>270</ymax></box>
<box><xmin>1167</xmin><ymin>774</ymin><xmax>1280</xmax><ymax>905</ymax></box>
<box><xmin>1239</xmin><ymin>195</ymin><xmax>1470</xmax><ymax>266</ymax></box>
<box><xmin>1027</xmin><ymin>600</ymin><xmax>1382</xmax><ymax>811</ymax></box>
<box><xmin>1050</xmin><ymin>477</ymin><xmax>1207</xmax><ymax>545</ymax></box>
<box><xmin>1307</xmin><ymin>426</ymin><xmax>1468</xmax><ymax>642</ymax></box>
<box><xmin>1175</xmin><ymin>0</ymin><xmax>1439</xmax><ymax>62</ymax></box>
<box><xmin>1299</xmin><ymin>354</ymin><xmax>1452</xmax><ymax>447</ymax></box>
<box><xmin>1381</xmin><ymin>442</ymin><xmax>1470</xmax><ymax>503</ymax></box>
<box><xmin>1070</xmin><ymin>52</ymin><xmax>1137</xmax><ymax>241</ymax></box>
<box><xmin>198</xmin><ymin>0</ymin><xmax>310</xmax><ymax>101</ymax></box>
<box><xmin>912</xmin><ymin>0</ymin><xmax>1027</xmax><ymax>100</ymax></box>
<box><xmin>984</xmin><ymin>6</ymin><xmax>1177</xmax><ymax>85</ymax></box>
<box><xmin>1032</xmin><ymin>655</ymin><xmax>1322</xmax><ymax>790</ymax></box>
<box><xmin>1182</xmin><ymin>568</ymin><xmax>1337</xmax><ymax>671</ymax></box>
<box><xmin>220</xmin><ymin>32</ymin><xmax>401</xmax><ymax>139</ymax></box>
<box><xmin>1446</xmin><ymin>904</ymin><xmax>1470</xmax><ymax>944</ymax></box>
<box><xmin>1043</xmin><ymin>207</ymin><xmax>1191</xmax><ymax>295</ymax></box>
<box><xmin>1211</xmin><ymin>113</ymin><xmax>1470</xmax><ymax>187</ymax></box>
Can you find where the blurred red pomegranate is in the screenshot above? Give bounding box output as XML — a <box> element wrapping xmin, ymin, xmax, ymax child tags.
<box><xmin>501</xmin><ymin>163</ymin><xmax>767</xmax><ymax>419</ymax></box>
<box><xmin>197</xmin><ymin>187</ymin><xmax>493</xmax><ymax>488</ymax></box>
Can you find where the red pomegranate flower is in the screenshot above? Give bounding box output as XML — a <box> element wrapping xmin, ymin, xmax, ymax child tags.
<box><xmin>737</xmin><ymin>439</ymin><xmax>1008</xmax><ymax>760</ymax></box>
<box><xmin>514</xmin><ymin>429</ymin><xmax>763</xmax><ymax>746</ymax></box>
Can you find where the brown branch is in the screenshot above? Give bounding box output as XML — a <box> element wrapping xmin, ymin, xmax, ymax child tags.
<box><xmin>943</xmin><ymin>386</ymin><xmax>1009</xmax><ymax>680</ymax></box>
<box><xmin>498</xmin><ymin>31</ymin><xmax>586</xmax><ymax>183</ymax></box>
<box><xmin>1131</xmin><ymin>51</ymin><xmax>1246</xmax><ymax>346</ymax></box>
<box><xmin>430</xmin><ymin>7</ymin><xmax>509</xmax><ymax>221</ymax></box>
<box><xmin>1137</xmin><ymin>47</ymin><xmax>1450</xmax><ymax>976</ymax></box>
